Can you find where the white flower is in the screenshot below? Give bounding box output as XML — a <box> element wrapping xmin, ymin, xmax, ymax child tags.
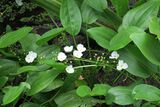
<box><xmin>25</xmin><ymin>51</ymin><xmax>37</xmax><ymax>63</ymax></box>
<box><xmin>15</xmin><ymin>0</ymin><xmax>23</xmax><ymax>6</ymax></box>
<box><xmin>77</xmin><ymin>44</ymin><xmax>86</xmax><ymax>52</ymax></box>
<box><xmin>66</xmin><ymin>65</ymin><xmax>74</xmax><ymax>73</ymax></box>
<box><xmin>116</xmin><ymin>60</ymin><xmax>128</xmax><ymax>71</ymax></box>
<box><xmin>57</xmin><ymin>52</ymin><xmax>67</xmax><ymax>61</ymax></box>
<box><xmin>64</xmin><ymin>46</ymin><xmax>73</xmax><ymax>53</ymax></box>
<box><xmin>109</xmin><ymin>51</ymin><xmax>119</xmax><ymax>59</ymax></box>
<box><xmin>73</xmin><ymin>50</ymin><xmax>83</xmax><ymax>58</ymax></box>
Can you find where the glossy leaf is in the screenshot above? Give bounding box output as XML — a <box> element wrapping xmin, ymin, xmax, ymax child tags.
<box><xmin>108</xmin><ymin>87</ymin><xmax>135</xmax><ymax>105</ymax></box>
<box><xmin>27</xmin><ymin>69</ymin><xmax>62</xmax><ymax>96</ymax></box>
<box><xmin>111</xmin><ymin>0</ymin><xmax>129</xmax><ymax>16</ymax></box>
<box><xmin>76</xmin><ymin>85</ymin><xmax>91</xmax><ymax>97</ymax></box>
<box><xmin>122</xmin><ymin>0</ymin><xmax>159</xmax><ymax>30</ymax></box>
<box><xmin>87</xmin><ymin>27</ymin><xmax>116</xmax><ymax>50</ymax></box>
<box><xmin>36</xmin><ymin>28</ymin><xmax>65</xmax><ymax>45</ymax></box>
<box><xmin>0</xmin><ymin>27</ymin><xmax>32</xmax><ymax>48</ymax></box>
<box><xmin>110</xmin><ymin>26</ymin><xmax>143</xmax><ymax>50</ymax></box>
<box><xmin>60</xmin><ymin>0</ymin><xmax>82</xmax><ymax>36</ymax></box>
<box><xmin>16</xmin><ymin>66</ymin><xmax>39</xmax><ymax>75</ymax></box>
<box><xmin>132</xmin><ymin>84</ymin><xmax>160</xmax><ymax>101</ymax></box>
<box><xmin>119</xmin><ymin>45</ymin><xmax>157</xmax><ymax>78</ymax></box>
<box><xmin>130</xmin><ymin>32</ymin><xmax>160</xmax><ymax>65</ymax></box>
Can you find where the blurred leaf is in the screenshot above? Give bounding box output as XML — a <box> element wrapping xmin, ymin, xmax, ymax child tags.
<box><xmin>110</xmin><ymin>26</ymin><xmax>143</xmax><ymax>50</ymax></box>
<box><xmin>91</xmin><ymin>84</ymin><xmax>111</xmax><ymax>96</ymax></box>
<box><xmin>0</xmin><ymin>76</ymin><xmax>8</xmax><ymax>88</ymax></box>
<box><xmin>20</xmin><ymin>33</ymin><xmax>40</xmax><ymax>51</ymax></box>
<box><xmin>0</xmin><ymin>59</ymin><xmax>19</xmax><ymax>76</ymax></box>
<box><xmin>149</xmin><ymin>17</ymin><xmax>160</xmax><ymax>38</ymax></box>
<box><xmin>27</xmin><ymin>69</ymin><xmax>62</xmax><ymax>96</ymax></box>
<box><xmin>36</xmin><ymin>28</ymin><xmax>65</xmax><ymax>45</ymax></box>
<box><xmin>87</xmin><ymin>27</ymin><xmax>116</xmax><ymax>50</ymax></box>
<box><xmin>122</xmin><ymin>0</ymin><xmax>159</xmax><ymax>30</ymax></box>
<box><xmin>81</xmin><ymin>0</ymin><xmax>99</xmax><ymax>24</ymax></box>
<box><xmin>16</xmin><ymin>66</ymin><xmax>39</xmax><ymax>75</ymax></box>
<box><xmin>76</xmin><ymin>85</ymin><xmax>91</xmax><ymax>97</ymax></box>
<box><xmin>0</xmin><ymin>27</ymin><xmax>32</xmax><ymax>48</ymax></box>
<box><xmin>130</xmin><ymin>32</ymin><xmax>160</xmax><ymax>65</ymax></box>
<box><xmin>111</xmin><ymin>0</ymin><xmax>129</xmax><ymax>16</ymax></box>
<box><xmin>2</xmin><ymin>82</ymin><xmax>30</xmax><ymax>105</ymax></box>
<box><xmin>133</xmin><ymin>84</ymin><xmax>160</xmax><ymax>101</ymax></box>
<box><xmin>108</xmin><ymin>86</ymin><xmax>135</xmax><ymax>105</ymax></box>
<box><xmin>20</xmin><ymin>102</ymin><xmax>42</xmax><ymax>107</ymax></box>
<box><xmin>119</xmin><ymin>45</ymin><xmax>157</xmax><ymax>78</ymax></box>
<box><xmin>60</xmin><ymin>0</ymin><xmax>82</xmax><ymax>36</ymax></box>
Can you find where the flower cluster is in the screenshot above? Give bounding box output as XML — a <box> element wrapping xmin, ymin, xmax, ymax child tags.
<box><xmin>109</xmin><ymin>51</ymin><xmax>128</xmax><ymax>71</ymax></box>
<box><xmin>57</xmin><ymin>44</ymin><xmax>86</xmax><ymax>73</ymax></box>
<box><xmin>25</xmin><ymin>51</ymin><xmax>37</xmax><ymax>63</ymax></box>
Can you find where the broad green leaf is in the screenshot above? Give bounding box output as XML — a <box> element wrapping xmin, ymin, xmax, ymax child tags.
<box><xmin>81</xmin><ymin>0</ymin><xmax>99</xmax><ymax>24</ymax></box>
<box><xmin>2</xmin><ymin>82</ymin><xmax>30</xmax><ymax>105</ymax></box>
<box><xmin>0</xmin><ymin>59</ymin><xmax>19</xmax><ymax>76</ymax></box>
<box><xmin>108</xmin><ymin>87</ymin><xmax>135</xmax><ymax>105</ymax></box>
<box><xmin>36</xmin><ymin>45</ymin><xmax>60</xmax><ymax>61</ymax></box>
<box><xmin>91</xmin><ymin>84</ymin><xmax>111</xmax><ymax>96</ymax></box>
<box><xmin>20</xmin><ymin>102</ymin><xmax>42</xmax><ymax>107</ymax></box>
<box><xmin>110</xmin><ymin>26</ymin><xmax>143</xmax><ymax>50</ymax></box>
<box><xmin>122</xmin><ymin>0</ymin><xmax>159</xmax><ymax>30</ymax></box>
<box><xmin>16</xmin><ymin>66</ymin><xmax>39</xmax><ymax>75</ymax></box>
<box><xmin>42</xmin><ymin>79</ymin><xmax>64</xmax><ymax>92</ymax></box>
<box><xmin>111</xmin><ymin>0</ymin><xmax>129</xmax><ymax>16</ymax></box>
<box><xmin>20</xmin><ymin>33</ymin><xmax>40</xmax><ymax>51</ymax></box>
<box><xmin>149</xmin><ymin>17</ymin><xmax>160</xmax><ymax>38</ymax></box>
<box><xmin>76</xmin><ymin>85</ymin><xmax>91</xmax><ymax>97</ymax></box>
<box><xmin>87</xmin><ymin>27</ymin><xmax>116</xmax><ymax>50</ymax></box>
<box><xmin>130</xmin><ymin>32</ymin><xmax>160</xmax><ymax>65</ymax></box>
<box><xmin>0</xmin><ymin>76</ymin><xmax>8</xmax><ymax>88</ymax></box>
<box><xmin>60</xmin><ymin>0</ymin><xmax>82</xmax><ymax>36</ymax></box>
<box><xmin>0</xmin><ymin>27</ymin><xmax>32</xmax><ymax>48</ymax></box>
<box><xmin>87</xmin><ymin>0</ymin><xmax>107</xmax><ymax>12</ymax></box>
<box><xmin>133</xmin><ymin>84</ymin><xmax>160</xmax><ymax>101</ymax></box>
<box><xmin>119</xmin><ymin>45</ymin><xmax>157</xmax><ymax>78</ymax></box>
<box><xmin>142</xmin><ymin>103</ymin><xmax>156</xmax><ymax>107</ymax></box>
<box><xmin>27</xmin><ymin>69</ymin><xmax>62</xmax><ymax>96</ymax></box>
<box><xmin>36</xmin><ymin>28</ymin><xmax>65</xmax><ymax>45</ymax></box>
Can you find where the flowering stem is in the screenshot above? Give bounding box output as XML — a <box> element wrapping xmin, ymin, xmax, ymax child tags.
<box><xmin>74</xmin><ymin>64</ymin><xmax>106</xmax><ymax>69</ymax></box>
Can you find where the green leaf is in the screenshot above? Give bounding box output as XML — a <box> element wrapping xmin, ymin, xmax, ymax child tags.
<box><xmin>0</xmin><ymin>59</ymin><xmax>19</xmax><ymax>76</ymax></box>
<box><xmin>133</xmin><ymin>84</ymin><xmax>160</xmax><ymax>101</ymax></box>
<box><xmin>0</xmin><ymin>27</ymin><xmax>32</xmax><ymax>48</ymax></box>
<box><xmin>149</xmin><ymin>17</ymin><xmax>160</xmax><ymax>38</ymax></box>
<box><xmin>2</xmin><ymin>82</ymin><xmax>30</xmax><ymax>105</ymax></box>
<box><xmin>42</xmin><ymin>79</ymin><xmax>64</xmax><ymax>92</ymax></box>
<box><xmin>0</xmin><ymin>76</ymin><xmax>8</xmax><ymax>88</ymax></box>
<box><xmin>122</xmin><ymin>0</ymin><xmax>159</xmax><ymax>30</ymax></box>
<box><xmin>19</xmin><ymin>33</ymin><xmax>40</xmax><ymax>51</ymax></box>
<box><xmin>20</xmin><ymin>102</ymin><xmax>42</xmax><ymax>107</ymax></box>
<box><xmin>36</xmin><ymin>28</ymin><xmax>65</xmax><ymax>45</ymax></box>
<box><xmin>87</xmin><ymin>27</ymin><xmax>116</xmax><ymax>50</ymax></box>
<box><xmin>87</xmin><ymin>0</ymin><xmax>107</xmax><ymax>12</ymax></box>
<box><xmin>81</xmin><ymin>0</ymin><xmax>99</xmax><ymax>24</ymax></box>
<box><xmin>91</xmin><ymin>84</ymin><xmax>111</xmax><ymax>96</ymax></box>
<box><xmin>60</xmin><ymin>0</ymin><xmax>82</xmax><ymax>36</ymax></box>
<box><xmin>26</xmin><ymin>69</ymin><xmax>62</xmax><ymax>96</ymax></box>
<box><xmin>76</xmin><ymin>85</ymin><xmax>91</xmax><ymax>97</ymax></box>
<box><xmin>110</xmin><ymin>26</ymin><xmax>143</xmax><ymax>50</ymax></box>
<box><xmin>111</xmin><ymin>0</ymin><xmax>129</xmax><ymax>16</ymax></box>
<box><xmin>130</xmin><ymin>32</ymin><xmax>160</xmax><ymax>65</ymax></box>
<box><xmin>16</xmin><ymin>66</ymin><xmax>39</xmax><ymax>75</ymax></box>
<box><xmin>119</xmin><ymin>45</ymin><xmax>157</xmax><ymax>78</ymax></box>
<box><xmin>108</xmin><ymin>86</ymin><xmax>135</xmax><ymax>105</ymax></box>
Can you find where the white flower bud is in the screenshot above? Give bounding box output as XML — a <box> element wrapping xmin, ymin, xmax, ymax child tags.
<box><xmin>25</xmin><ymin>51</ymin><xmax>37</xmax><ymax>63</ymax></box>
<box><xmin>77</xmin><ymin>44</ymin><xmax>86</xmax><ymax>52</ymax></box>
<box><xmin>73</xmin><ymin>50</ymin><xmax>83</xmax><ymax>58</ymax></box>
<box><xmin>64</xmin><ymin>46</ymin><xmax>73</xmax><ymax>53</ymax></box>
<box><xmin>57</xmin><ymin>52</ymin><xmax>67</xmax><ymax>61</ymax></box>
<box><xmin>66</xmin><ymin>65</ymin><xmax>74</xmax><ymax>73</ymax></box>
